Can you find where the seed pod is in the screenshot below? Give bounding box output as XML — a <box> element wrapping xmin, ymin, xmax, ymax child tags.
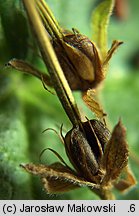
<box><xmin>64</xmin><ymin>120</ymin><xmax>111</xmax><ymax>182</ymax></box>
<box><xmin>53</xmin><ymin>29</ymin><xmax>104</xmax><ymax>91</ymax></box>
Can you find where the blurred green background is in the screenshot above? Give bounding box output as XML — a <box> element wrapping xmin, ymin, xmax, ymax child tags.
<box><xmin>0</xmin><ymin>0</ymin><xmax>139</xmax><ymax>199</ymax></box>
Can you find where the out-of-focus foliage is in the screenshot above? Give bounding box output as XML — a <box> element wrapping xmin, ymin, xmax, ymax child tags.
<box><xmin>0</xmin><ymin>0</ymin><xmax>139</xmax><ymax>199</ymax></box>
<box><xmin>0</xmin><ymin>0</ymin><xmax>29</xmax><ymax>61</ymax></box>
<box><xmin>91</xmin><ymin>0</ymin><xmax>114</xmax><ymax>59</ymax></box>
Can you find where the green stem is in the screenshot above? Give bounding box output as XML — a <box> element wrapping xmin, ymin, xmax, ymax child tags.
<box><xmin>22</xmin><ymin>0</ymin><xmax>81</xmax><ymax>127</ymax></box>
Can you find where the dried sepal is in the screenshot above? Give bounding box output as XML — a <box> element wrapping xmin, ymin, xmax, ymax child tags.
<box><xmin>83</xmin><ymin>89</ymin><xmax>107</xmax><ymax>119</ymax></box>
<box><xmin>101</xmin><ymin>120</ymin><xmax>128</xmax><ymax>184</ymax></box>
<box><xmin>7</xmin><ymin>59</ymin><xmax>52</xmax><ymax>87</ymax></box>
<box><xmin>20</xmin><ymin>162</ymin><xmax>100</xmax><ymax>193</ymax></box>
<box><xmin>114</xmin><ymin>166</ymin><xmax>136</xmax><ymax>192</ymax></box>
<box><xmin>41</xmin><ymin>176</ymin><xmax>78</xmax><ymax>193</ymax></box>
<box><xmin>103</xmin><ymin>40</ymin><xmax>123</xmax><ymax>66</ymax></box>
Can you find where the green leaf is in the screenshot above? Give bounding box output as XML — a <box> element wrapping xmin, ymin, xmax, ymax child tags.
<box><xmin>91</xmin><ymin>0</ymin><xmax>114</xmax><ymax>60</ymax></box>
<box><xmin>0</xmin><ymin>0</ymin><xmax>29</xmax><ymax>60</ymax></box>
<box><xmin>0</xmin><ymin>72</ymin><xmax>33</xmax><ymax>199</ymax></box>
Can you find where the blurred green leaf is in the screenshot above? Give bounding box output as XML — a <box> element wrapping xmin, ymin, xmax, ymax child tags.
<box><xmin>0</xmin><ymin>0</ymin><xmax>29</xmax><ymax>60</ymax></box>
<box><xmin>91</xmin><ymin>0</ymin><xmax>114</xmax><ymax>59</ymax></box>
<box><xmin>0</xmin><ymin>72</ymin><xmax>33</xmax><ymax>199</ymax></box>
<box><xmin>102</xmin><ymin>72</ymin><xmax>139</xmax><ymax>199</ymax></box>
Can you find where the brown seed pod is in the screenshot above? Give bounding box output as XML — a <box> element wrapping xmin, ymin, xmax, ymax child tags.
<box><xmin>53</xmin><ymin>29</ymin><xmax>104</xmax><ymax>91</ymax></box>
<box><xmin>8</xmin><ymin>1</ymin><xmax>122</xmax><ymax>93</ymax></box>
<box><xmin>64</xmin><ymin>120</ymin><xmax>111</xmax><ymax>182</ymax></box>
<box><xmin>21</xmin><ymin>119</ymin><xmax>135</xmax><ymax>199</ymax></box>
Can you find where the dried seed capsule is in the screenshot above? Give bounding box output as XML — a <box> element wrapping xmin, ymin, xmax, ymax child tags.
<box><xmin>53</xmin><ymin>29</ymin><xmax>104</xmax><ymax>91</ymax></box>
<box><xmin>65</xmin><ymin>120</ymin><xmax>111</xmax><ymax>182</ymax></box>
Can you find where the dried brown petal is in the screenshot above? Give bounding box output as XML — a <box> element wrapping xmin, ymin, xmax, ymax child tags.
<box><xmin>20</xmin><ymin>162</ymin><xmax>100</xmax><ymax>193</ymax></box>
<box><xmin>83</xmin><ymin>89</ymin><xmax>107</xmax><ymax>119</ymax></box>
<box><xmin>102</xmin><ymin>120</ymin><xmax>128</xmax><ymax>184</ymax></box>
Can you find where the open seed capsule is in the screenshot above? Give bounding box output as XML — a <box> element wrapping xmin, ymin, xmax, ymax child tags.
<box><xmin>65</xmin><ymin>120</ymin><xmax>111</xmax><ymax>182</ymax></box>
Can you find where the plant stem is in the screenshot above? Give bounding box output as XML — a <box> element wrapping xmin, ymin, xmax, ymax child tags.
<box><xmin>92</xmin><ymin>187</ymin><xmax>115</xmax><ymax>200</ymax></box>
<box><xmin>35</xmin><ymin>0</ymin><xmax>63</xmax><ymax>40</ymax></box>
<box><xmin>22</xmin><ymin>0</ymin><xmax>82</xmax><ymax>127</ymax></box>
